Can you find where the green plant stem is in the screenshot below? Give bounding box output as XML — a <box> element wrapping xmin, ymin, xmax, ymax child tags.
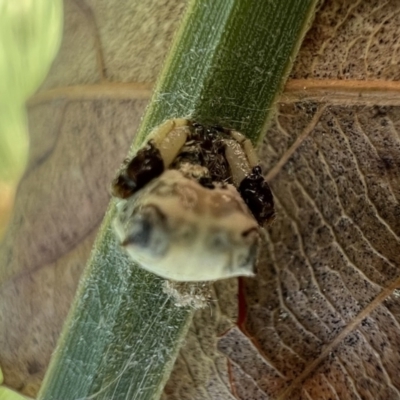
<box><xmin>39</xmin><ymin>1</ymin><xmax>319</xmax><ymax>399</ymax></box>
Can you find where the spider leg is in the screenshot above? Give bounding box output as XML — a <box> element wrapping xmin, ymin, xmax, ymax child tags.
<box><xmin>229</xmin><ymin>130</ymin><xmax>259</xmax><ymax>168</ymax></box>
<box><xmin>224</xmin><ymin>138</ymin><xmax>252</xmax><ymax>186</ymax></box>
<box><xmin>223</xmin><ymin>129</ymin><xmax>259</xmax><ymax>186</ymax></box>
<box><xmin>112</xmin><ymin>119</ymin><xmax>190</xmax><ymax>198</ymax></box>
<box><xmin>224</xmin><ymin>131</ymin><xmax>275</xmax><ymax>227</ymax></box>
<box><xmin>148</xmin><ymin>118</ymin><xmax>190</xmax><ymax>168</ymax></box>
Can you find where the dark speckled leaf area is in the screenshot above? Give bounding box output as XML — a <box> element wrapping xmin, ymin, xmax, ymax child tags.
<box><xmin>20</xmin><ymin>0</ymin><xmax>318</xmax><ymax>400</ymax></box>
<box><xmin>162</xmin><ymin>1</ymin><xmax>400</xmax><ymax>399</ymax></box>
<box><xmin>7</xmin><ymin>0</ymin><xmax>400</xmax><ymax>399</ymax></box>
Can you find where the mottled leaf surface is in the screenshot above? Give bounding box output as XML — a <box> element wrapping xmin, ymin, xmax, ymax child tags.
<box><xmin>1</xmin><ymin>0</ymin><xmax>400</xmax><ymax>399</ymax></box>
<box><xmin>0</xmin><ymin>0</ymin><xmax>185</xmax><ymax>396</ymax></box>
<box><xmin>163</xmin><ymin>1</ymin><xmax>400</xmax><ymax>399</ymax></box>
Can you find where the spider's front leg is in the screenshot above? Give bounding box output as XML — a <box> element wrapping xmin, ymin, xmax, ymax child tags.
<box><xmin>112</xmin><ymin>119</ymin><xmax>190</xmax><ymax>199</ymax></box>
<box><xmin>224</xmin><ymin>132</ymin><xmax>275</xmax><ymax>227</ymax></box>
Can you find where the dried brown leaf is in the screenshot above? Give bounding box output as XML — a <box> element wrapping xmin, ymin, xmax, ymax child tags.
<box><xmin>2</xmin><ymin>0</ymin><xmax>400</xmax><ymax>399</ymax></box>
<box><xmin>163</xmin><ymin>1</ymin><xmax>400</xmax><ymax>399</ymax></box>
<box><xmin>0</xmin><ymin>0</ymin><xmax>184</xmax><ymax>396</ymax></box>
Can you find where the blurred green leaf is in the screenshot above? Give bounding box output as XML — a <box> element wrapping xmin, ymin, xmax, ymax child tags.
<box><xmin>0</xmin><ymin>0</ymin><xmax>62</xmax><ymax>182</ymax></box>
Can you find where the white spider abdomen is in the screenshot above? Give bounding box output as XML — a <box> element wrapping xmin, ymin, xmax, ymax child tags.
<box><xmin>113</xmin><ymin>170</ymin><xmax>260</xmax><ymax>281</ymax></box>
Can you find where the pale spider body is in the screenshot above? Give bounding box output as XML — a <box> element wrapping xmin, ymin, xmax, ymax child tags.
<box><xmin>112</xmin><ymin>119</ymin><xmax>274</xmax><ymax>281</ymax></box>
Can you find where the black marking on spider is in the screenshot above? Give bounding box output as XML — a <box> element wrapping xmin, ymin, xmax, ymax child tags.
<box><xmin>112</xmin><ymin>119</ymin><xmax>275</xmax><ymax>282</ymax></box>
<box><xmin>238</xmin><ymin>166</ymin><xmax>275</xmax><ymax>226</ymax></box>
<box><xmin>112</xmin><ymin>119</ymin><xmax>274</xmax><ymax>226</ymax></box>
<box><xmin>112</xmin><ymin>141</ymin><xmax>164</xmax><ymax>199</ymax></box>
